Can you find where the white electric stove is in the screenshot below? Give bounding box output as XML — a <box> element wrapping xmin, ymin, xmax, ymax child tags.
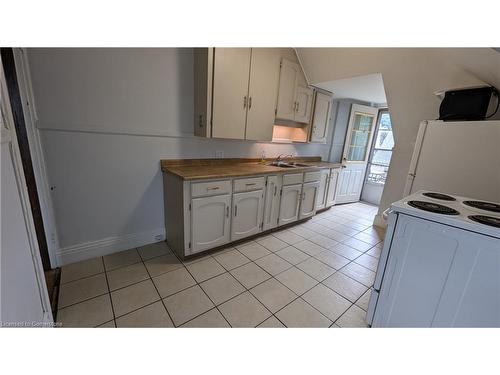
<box><xmin>367</xmin><ymin>190</ymin><xmax>500</xmax><ymax>327</ymax></box>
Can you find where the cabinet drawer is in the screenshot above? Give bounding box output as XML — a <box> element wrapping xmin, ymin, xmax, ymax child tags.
<box><xmin>304</xmin><ymin>171</ymin><xmax>321</xmax><ymax>182</ymax></box>
<box><xmin>191</xmin><ymin>179</ymin><xmax>232</xmax><ymax>198</ymax></box>
<box><xmin>282</xmin><ymin>173</ymin><xmax>303</xmax><ymax>185</ymax></box>
<box><xmin>234</xmin><ymin>176</ymin><xmax>265</xmax><ymax>193</ymax></box>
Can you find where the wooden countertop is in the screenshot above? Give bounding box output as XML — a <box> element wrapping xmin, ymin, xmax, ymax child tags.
<box><xmin>161</xmin><ymin>157</ymin><xmax>343</xmax><ymax>180</ymax></box>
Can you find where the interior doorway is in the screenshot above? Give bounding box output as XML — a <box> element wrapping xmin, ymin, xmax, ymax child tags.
<box><xmin>360</xmin><ymin>110</ymin><xmax>394</xmax><ymax>205</ymax></box>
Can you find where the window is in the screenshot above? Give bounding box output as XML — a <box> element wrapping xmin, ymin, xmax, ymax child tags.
<box><xmin>366</xmin><ymin>111</ymin><xmax>393</xmax><ymax>184</ymax></box>
<box><xmin>346</xmin><ymin>112</ymin><xmax>376</xmax><ymax>161</ymax></box>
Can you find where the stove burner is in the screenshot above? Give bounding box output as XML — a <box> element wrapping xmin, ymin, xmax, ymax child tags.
<box><xmin>407</xmin><ymin>200</ymin><xmax>460</xmax><ymax>215</ymax></box>
<box><xmin>468</xmin><ymin>215</ymin><xmax>500</xmax><ymax>228</ymax></box>
<box><xmin>422</xmin><ymin>192</ymin><xmax>456</xmax><ymax>201</ymax></box>
<box><xmin>463</xmin><ymin>200</ymin><xmax>500</xmax><ymax>213</ymax></box>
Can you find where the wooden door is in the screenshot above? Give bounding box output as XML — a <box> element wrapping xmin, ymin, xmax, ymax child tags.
<box><xmin>316</xmin><ymin>169</ymin><xmax>330</xmax><ymax>210</ymax></box>
<box><xmin>191</xmin><ymin>194</ymin><xmax>231</xmax><ymax>253</ymax></box>
<box><xmin>336</xmin><ymin>104</ymin><xmax>378</xmax><ymax>204</ymax></box>
<box><xmin>231</xmin><ymin>189</ymin><xmax>264</xmax><ymax>241</ymax></box>
<box><xmin>263</xmin><ymin>175</ymin><xmax>281</xmax><ymax>231</ymax></box>
<box><xmin>310</xmin><ymin>91</ymin><xmax>332</xmax><ymax>143</ymax></box>
<box><xmin>299</xmin><ymin>181</ymin><xmax>319</xmax><ymax>219</ymax></box>
<box><xmin>211</xmin><ymin>48</ymin><xmax>251</xmax><ymax>139</ymax></box>
<box><xmin>325</xmin><ymin>168</ymin><xmax>339</xmax><ymax>207</ymax></box>
<box><xmin>245</xmin><ymin>49</ymin><xmax>281</xmax><ymax>141</ymax></box>
<box><xmin>275</xmin><ymin>58</ymin><xmax>299</xmax><ymax>121</ymax></box>
<box><xmin>294</xmin><ymin>86</ymin><xmax>313</xmax><ymax>123</ymax></box>
<box><xmin>278</xmin><ymin>184</ymin><xmax>302</xmax><ymax>226</ymax></box>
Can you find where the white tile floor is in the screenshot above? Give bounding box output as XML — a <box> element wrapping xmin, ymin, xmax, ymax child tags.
<box><xmin>56</xmin><ymin>202</ymin><xmax>384</xmax><ymax>328</ymax></box>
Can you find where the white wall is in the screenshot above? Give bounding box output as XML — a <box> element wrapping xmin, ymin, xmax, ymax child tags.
<box><xmin>297</xmin><ymin>48</ymin><xmax>500</xmax><ymax>223</ymax></box>
<box><xmin>26</xmin><ymin>48</ymin><xmax>332</xmax><ymax>265</ymax></box>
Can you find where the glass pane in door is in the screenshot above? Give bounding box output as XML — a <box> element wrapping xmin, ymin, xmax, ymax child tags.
<box><xmin>347</xmin><ymin>113</ymin><xmax>374</xmax><ymax>161</ymax></box>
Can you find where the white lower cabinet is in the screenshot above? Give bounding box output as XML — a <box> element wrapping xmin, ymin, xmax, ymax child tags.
<box><xmin>231</xmin><ymin>189</ymin><xmax>264</xmax><ymax>241</ymax></box>
<box><xmin>191</xmin><ymin>194</ymin><xmax>231</xmax><ymax>253</ymax></box>
<box><xmin>278</xmin><ymin>184</ymin><xmax>302</xmax><ymax>226</ymax></box>
<box><xmin>326</xmin><ymin>168</ymin><xmax>340</xmax><ymax>207</ymax></box>
<box><xmin>299</xmin><ymin>181</ymin><xmax>320</xmax><ymax>219</ymax></box>
<box><xmin>316</xmin><ymin>169</ymin><xmax>330</xmax><ymax>210</ymax></box>
<box><xmin>165</xmin><ymin>167</ymin><xmax>339</xmax><ymax>259</ymax></box>
<box><xmin>263</xmin><ymin>175</ymin><xmax>282</xmax><ymax>231</ymax></box>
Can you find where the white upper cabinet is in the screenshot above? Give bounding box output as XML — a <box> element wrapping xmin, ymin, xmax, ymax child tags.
<box><xmin>276</xmin><ymin>59</ymin><xmax>300</xmax><ymax>121</ymax></box>
<box><xmin>275</xmin><ymin>58</ymin><xmax>313</xmax><ymax>124</ymax></box>
<box><xmin>211</xmin><ymin>48</ymin><xmax>252</xmax><ymax>139</ymax></box>
<box><xmin>294</xmin><ymin>86</ymin><xmax>314</xmax><ymax>123</ymax></box>
<box><xmin>310</xmin><ymin>91</ymin><xmax>332</xmax><ymax>143</ymax></box>
<box><xmin>245</xmin><ymin>49</ymin><xmax>281</xmax><ymax>141</ymax></box>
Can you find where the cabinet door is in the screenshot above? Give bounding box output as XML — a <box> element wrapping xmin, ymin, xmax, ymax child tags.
<box><xmin>245</xmin><ymin>49</ymin><xmax>281</xmax><ymax>141</ymax></box>
<box><xmin>299</xmin><ymin>181</ymin><xmax>319</xmax><ymax>219</ymax></box>
<box><xmin>326</xmin><ymin>168</ymin><xmax>339</xmax><ymax>207</ymax></box>
<box><xmin>276</xmin><ymin>58</ymin><xmax>299</xmax><ymax>121</ymax></box>
<box><xmin>231</xmin><ymin>189</ymin><xmax>264</xmax><ymax>241</ymax></box>
<box><xmin>294</xmin><ymin>86</ymin><xmax>314</xmax><ymax>123</ymax></box>
<box><xmin>212</xmin><ymin>48</ymin><xmax>251</xmax><ymax>139</ymax></box>
<box><xmin>191</xmin><ymin>194</ymin><xmax>231</xmax><ymax>253</ymax></box>
<box><xmin>316</xmin><ymin>169</ymin><xmax>330</xmax><ymax>210</ymax></box>
<box><xmin>278</xmin><ymin>184</ymin><xmax>302</xmax><ymax>226</ymax></box>
<box><xmin>310</xmin><ymin>92</ymin><xmax>332</xmax><ymax>142</ymax></box>
<box><xmin>263</xmin><ymin>175</ymin><xmax>282</xmax><ymax>231</ymax></box>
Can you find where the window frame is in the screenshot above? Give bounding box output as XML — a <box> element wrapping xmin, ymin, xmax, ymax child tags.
<box><xmin>365</xmin><ymin>109</ymin><xmax>393</xmax><ymax>185</ymax></box>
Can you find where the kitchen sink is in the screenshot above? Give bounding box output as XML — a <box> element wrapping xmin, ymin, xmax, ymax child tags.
<box><xmin>268</xmin><ymin>161</ymin><xmax>316</xmax><ymax>168</ymax></box>
<box><xmin>268</xmin><ymin>162</ymin><xmax>297</xmax><ymax>168</ymax></box>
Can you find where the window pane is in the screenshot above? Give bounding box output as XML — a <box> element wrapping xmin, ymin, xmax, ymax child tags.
<box><xmin>366</xmin><ymin>164</ymin><xmax>389</xmax><ymax>184</ymax></box>
<box><xmin>347</xmin><ymin>112</ymin><xmax>374</xmax><ymax>161</ymax></box>
<box><xmin>374</xmin><ymin>129</ymin><xmax>394</xmax><ymax>150</ymax></box>
<box><xmin>372</xmin><ymin>149</ymin><xmax>392</xmax><ymax>166</ymax></box>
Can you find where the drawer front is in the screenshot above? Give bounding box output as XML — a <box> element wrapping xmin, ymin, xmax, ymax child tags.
<box><xmin>282</xmin><ymin>173</ymin><xmax>303</xmax><ymax>186</ymax></box>
<box><xmin>304</xmin><ymin>171</ymin><xmax>321</xmax><ymax>182</ymax></box>
<box><xmin>191</xmin><ymin>179</ymin><xmax>232</xmax><ymax>198</ymax></box>
<box><xmin>234</xmin><ymin>176</ymin><xmax>265</xmax><ymax>193</ymax></box>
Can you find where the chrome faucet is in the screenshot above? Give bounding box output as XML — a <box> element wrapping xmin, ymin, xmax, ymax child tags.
<box><xmin>275</xmin><ymin>153</ymin><xmax>294</xmax><ymax>163</ymax></box>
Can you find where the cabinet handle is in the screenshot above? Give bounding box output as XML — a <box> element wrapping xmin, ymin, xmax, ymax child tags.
<box><xmin>206</xmin><ymin>186</ymin><xmax>220</xmax><ymax>191</ymax></box>
<box><xmin>243</xmin><ymin>96</ymin><xmax>247</xmax><ymax>108</ymax></box>
<box><xmin>296</xmin><ymin>101</ymin><xmax>300</xmax><ymax>112</ymax></box>
<box><xmin>234</xmin><ymin>205</ymin><xmax>238</xmax><ymax>217</ymax></box>
<box><xmin>274</xmin><ymin>186</ymin><xmax>277</xmax><ymax>196</ymax></box>
<box><xmin>198</xmin><ymin>114</ymin><xmax>203</xmax><ymax>128</ymax></box>
<box><xmin>226</xmin><ymin>206</ymin><xmax>229</xmax><ymax>217</ymax></box>
<box><xmin>248</xmin><ymin>97</ymin><xmax>252</xmax><ymax>109</ymax></box>
<box><xmin>245</xmin><ymin>182</ymin><xmax>256</xmax><ymax>186</ymax></box>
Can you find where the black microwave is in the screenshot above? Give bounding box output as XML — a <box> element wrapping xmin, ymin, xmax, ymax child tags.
<box><xmin>439</xmin><ymin>86</ymin><xmax>498</xmax><ymax>121</ymax></box>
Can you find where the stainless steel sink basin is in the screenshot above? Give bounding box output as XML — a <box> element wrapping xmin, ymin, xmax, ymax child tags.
<box><xmin>268</xmin><ymin>162</ymin><xmax>296</xmax><ymax>168</ymax></box>
<box><xmin>290</xmin><ymin>162</ymin><xmax>316</xmax><ymax>167</ymax></box>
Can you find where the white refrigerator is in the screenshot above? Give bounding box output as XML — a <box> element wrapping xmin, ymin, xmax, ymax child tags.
<box><xmin>404</xmin><ymin>120</ymin><xmax>500</xmax><ymax>202</ymax></box>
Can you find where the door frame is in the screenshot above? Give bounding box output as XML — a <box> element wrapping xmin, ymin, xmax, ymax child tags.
<box><xmin>1</xmin><ymin>57</ymin><xmax>53</xmax><ymax>323</ymax></box>
<box><xmin>1</xmin><ymin>48</ymin><xmax>53</xmax><ymax>270</ymax></box>
<box><xmin>360</xmin><ymin>108</ymin><xmax>391</xmax><ymax>205</ymax></box>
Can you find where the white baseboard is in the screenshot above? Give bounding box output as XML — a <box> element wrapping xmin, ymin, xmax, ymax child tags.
<box><xmin>372</xmin><ymin>213</ymin><xmax>388</xmax><ymax>229</ymax></box>
<box><xmin>56</xmin><ymin>228</ymin><xmax>166</xmax><ymax>266</ymax></box>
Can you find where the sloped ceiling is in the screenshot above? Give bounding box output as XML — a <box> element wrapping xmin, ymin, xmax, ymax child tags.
<box><xmin>315</xmin><ymin>73</ymin><xmax>387</xmax><ymax>104</ymax></box>
<box><xmin>296</xmin><ymin>48</ymin><xmax>500</xmax><ymax>216</ymax></box>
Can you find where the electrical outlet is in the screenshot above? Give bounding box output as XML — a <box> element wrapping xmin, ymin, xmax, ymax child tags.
<box><xmin>215</xmin><ymin>150</ymin><xmax>224</xmax><ymax>159</ymax></box>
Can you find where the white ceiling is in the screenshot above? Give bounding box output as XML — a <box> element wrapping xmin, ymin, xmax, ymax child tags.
<box><xmin>315</xmin><ymin>73</ymin><xmax>387</xmax><ymax>105</ymax></box>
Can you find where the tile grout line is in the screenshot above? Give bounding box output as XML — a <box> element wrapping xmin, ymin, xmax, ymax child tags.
<box><xmin>100</xmin><ymin>256</ymin><xmax>117</xmax><ymax>327</ymax></box>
